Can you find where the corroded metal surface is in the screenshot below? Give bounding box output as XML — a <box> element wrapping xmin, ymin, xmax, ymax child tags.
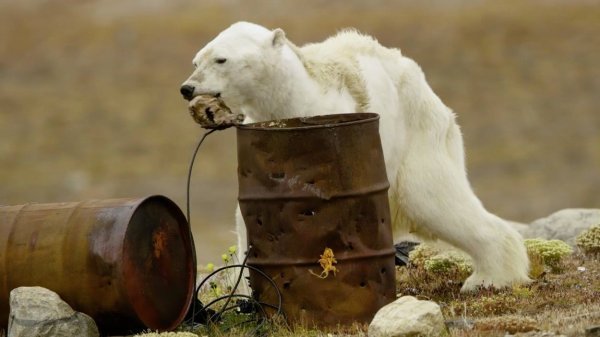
<box><xmin>0</xmin><ymin>196</ymin><xmax>195</xmax><ymax>334</ymax></box>
<box><xmin>237</xmin><ymin>113</ymin><xmax>396</xmax><ymax>327</ymax></box>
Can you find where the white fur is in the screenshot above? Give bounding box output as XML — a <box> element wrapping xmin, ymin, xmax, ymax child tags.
<box><xmin>182</xmin><ymin>22</ymin><xmax>531</xmax><ymax>292</ymax></box>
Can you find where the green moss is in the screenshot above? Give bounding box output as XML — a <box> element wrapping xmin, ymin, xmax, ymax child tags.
<box><xmin>524</xmin><ymin>238</ymin><xmax>573</xmax><ymax>272</ymax></box>
<box><xmin>576</xmin><ymin>225</ymin><xmax>600</xmax><ymax>256</ymax></box>
<box><xmin>424</xmin><ymin>251</ymin><xmax>473</xmax><ymax>275</ymax></box>
<box><xmin>408</xmin><ymin>243</ymin><xmax>440</xmax><ymax>268</ymax></box>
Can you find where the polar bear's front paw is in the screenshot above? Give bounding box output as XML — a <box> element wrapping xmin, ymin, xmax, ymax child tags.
<box><xmin>188</xmin><ymin>95</ymin><xmax>244</xmax><ymax>129</ymax></box>
<box><xmin>460</xmin><ymin>273</ymin><xmax>497</xmax><ymax>292</ymax></box>
<box><xmin>460</xmin><ymin>271</ymin><xmax>531</xmax><ymax>293</ymax></box>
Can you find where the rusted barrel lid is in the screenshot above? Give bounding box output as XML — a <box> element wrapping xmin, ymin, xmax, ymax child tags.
<box><xmin>120</xmin><ymin>196</ymin><xmax>196</xmax><ymax>331</ymax></box>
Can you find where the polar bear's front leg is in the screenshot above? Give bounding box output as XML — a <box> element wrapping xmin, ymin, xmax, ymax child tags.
<box><xmin>235</xmin><ymin>204</ymin><xmax>248</xmax><ymax>262</ymax></box>
<box><xmin>234</xmin><ymin>204</ymin><xmax>251</xmax><ymax>295</ymax></box>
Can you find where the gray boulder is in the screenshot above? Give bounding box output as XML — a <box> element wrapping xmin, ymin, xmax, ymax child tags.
<box><xmin>8</xmin><ymin>286</ymin><xmax>99</xmax><ymax>337</ymax></box>
<box><xmin>522</xmin><ymin>209</ymin><xmax>600</xmax><ymax>246</ymax></box>
<box><xmin>368</xmin><ymin>296</ymin><xmax>445</xmax><ymax>337</ymax></box>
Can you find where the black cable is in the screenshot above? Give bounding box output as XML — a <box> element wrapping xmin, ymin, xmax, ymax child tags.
<box><xmin>196</xmin><ymin>263</ymin><xmax>283</xmax><ymax>318</ymax></box>
<box><xmin>185</xmin><ymin>128</ymin><xmax>217</xmax><ymax>327</ymax></box>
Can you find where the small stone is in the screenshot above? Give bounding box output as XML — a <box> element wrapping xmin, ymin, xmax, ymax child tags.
<box><xmin>368</xmin><ymin>296</ymin><xmax>446</xmax><ymax>337</ymax></box>
<box><xmin>578</xmin><ymin>266</ymin><xmax>587</xmax><ymax>272</ymax></box>
<box><xmin>8</xmin><ymin>286</ymin><xmax>99</xmax><ymax>337</ymax></box>
<box><xmin>445</xmin><ymin>318</ymin><xmax>474</xmax><ymax>330</ymax></box>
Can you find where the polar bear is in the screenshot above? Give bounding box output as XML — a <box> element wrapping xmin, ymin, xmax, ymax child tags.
<box><xmin>180</xmin><ymin>22</ymin><xmax>531</xmax><ymax>292</ymax></box>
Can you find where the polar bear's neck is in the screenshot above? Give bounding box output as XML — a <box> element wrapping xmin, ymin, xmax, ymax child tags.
<box><xmin>239</xmin><ymin>41</ymin><xmax>363</xmax><ymax>123</ymax></box>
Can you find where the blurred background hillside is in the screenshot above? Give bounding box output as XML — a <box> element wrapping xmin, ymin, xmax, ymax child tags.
<box><xmin>1</xmin><ymin>0</ymin><xmax>598</xmax><ymax>264</ymax></box>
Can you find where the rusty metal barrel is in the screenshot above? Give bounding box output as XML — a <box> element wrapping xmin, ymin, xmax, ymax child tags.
<box><xmin>237</xmin><ymin>113</ymin><xmax>396</xmax><ymax>327</ymax></box>
<box><xmin>0</xmin><ymin>195</ymin><xmax>195</xmax><ymax>334</ymax></box>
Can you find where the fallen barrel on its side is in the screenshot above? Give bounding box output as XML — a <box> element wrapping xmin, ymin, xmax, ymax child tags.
<box><xmin>0</xmin><ymin>195</ymin><xmax>195</xmax><ymax>335</ymax></box>
<box><xmin>237</xmin><ymin>112</ymin><xmax>396</xmax><ymax>327</ymax></box>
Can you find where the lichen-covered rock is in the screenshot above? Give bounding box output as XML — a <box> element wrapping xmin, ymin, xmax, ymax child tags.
<box><xmin>424</xmin><ymin>251</ymin><xmax>473</xmax><ymax>275</ymax></box>
<box><xmin>8</xmin><ymin>286</ymin><xmax>99</xmax><ymax>337</ymax></box>
<box><xmin>408</xmin><ymin>243</ymin><xmax>473</xmax><ymax>276</ymax></box>
<box><xmin>368</xmin><ymin>296</ymin><xmax>445</xmax><ymax>337</ymax></box>
<box><xmin>524</xmin><ymin>209</ymin><xmax>600</xmax><ymax>246</ymax></box>
<box><xmin>576</xmin><ymin>224</ymin><xmax>600</xmax><ymax>255</ymax></box>
<box><xmin>524</xmin><ymin>238</ymin><xmax>573</xmax><ymax>271</ymax></box>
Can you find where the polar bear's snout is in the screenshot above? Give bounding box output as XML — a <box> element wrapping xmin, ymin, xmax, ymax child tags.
<box><xmin>180</xmin><ymin>84</ymin><xmax>195</xmax><ymax>101</ymax></box>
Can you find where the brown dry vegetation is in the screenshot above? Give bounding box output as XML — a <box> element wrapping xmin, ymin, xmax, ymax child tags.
<box><xmin>177</xmin><ymin>253</ymin><xmax>599</xmax><ymax>337</ymax></box>
<box><xmin>1</xmin><ymin>0</ymin><xmax>599</xmax><ymax>263</ymax></box>
<box><xmin>397</xmin><ymin>252</ymin><xmax>600</xmax><ymax>336</ymax></box>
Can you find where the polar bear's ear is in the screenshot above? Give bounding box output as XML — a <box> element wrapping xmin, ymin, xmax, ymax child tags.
<box><xmin>271</xmin><ymin>28</ymin><xmax>286</xmax><ymax>47</ymax></box>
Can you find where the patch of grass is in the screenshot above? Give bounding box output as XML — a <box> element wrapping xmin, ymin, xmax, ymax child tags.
<box><xmin>474</xmin><ymin>315</ymin><xmax>538</xmax><ymax>334</ymax></box>
<box><xmin>401</xmin><ymin>252</ymin><xmax>600</xmax><ymax>336</ymax></box>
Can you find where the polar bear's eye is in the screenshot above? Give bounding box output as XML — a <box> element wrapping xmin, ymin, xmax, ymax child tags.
<box><xmin>215</xmin><ymin>58</ymin><xmax>227</xmax><ymax>64</ymax></box>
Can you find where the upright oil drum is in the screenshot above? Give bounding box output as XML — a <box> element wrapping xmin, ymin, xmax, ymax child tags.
<box><xmin>0</xmin><ymin>195</ymin><xmax>195</xmax><ymax>334</ymax></box>
<box><xmin>237</xmin><ymin>113</ymin><xmax>396</xmax><ymax>327</ymax></box>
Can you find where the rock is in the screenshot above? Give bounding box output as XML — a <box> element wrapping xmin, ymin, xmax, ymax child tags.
<box><xmin>523</xmin><ymin>209</ymin><xmax>600</xmax><ymax>246</ymax></box>
<box><xmin>445</xmin><ymin>318</ymin><xmax>474</xmax><ymax>330</ymax></box>
<box><xmin>368</xmin><ymin>296</ymin><xmax>445</xmax><ymax>337</ymax></box>
<box><xmin>8</xmin><ymin>286</ymin><xmax>99</xmax><ymax>337</ymax></box>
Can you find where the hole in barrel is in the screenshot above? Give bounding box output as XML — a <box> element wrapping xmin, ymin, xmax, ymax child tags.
<box><xmin>301</xmin><ymin>210</ymin><xmax>316</xmax><ymax>216</ymax></box>
<box><xmin>283</xmin><ymin>281</ymin><xmax>291</xmax><ymax>290</ymax></box>
<box><xmin>270</xmin><ymin>172</ymin><xmax>285</xmax><ymax>180</ymax></box>
<box><xmin>360</xmin><ymin>281</ymin><xmax>367</xmax><ymax>288</ymax></box>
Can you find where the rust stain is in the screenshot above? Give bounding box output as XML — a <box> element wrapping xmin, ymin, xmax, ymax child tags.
<box><xmin>152</xmin><ymin>228</ymin><xmax>167</xmax><ymax>259</ymax></box>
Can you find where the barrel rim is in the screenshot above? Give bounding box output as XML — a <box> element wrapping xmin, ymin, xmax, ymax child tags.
<box><xmin>121</xmin><ymin>194</ymin><xmax>196</xmax><ymax>331</ymax></box>
<box><xmin>236</xmin><ymin>112</ymin><xmax>380</xmax><ymax>131</ymax></box>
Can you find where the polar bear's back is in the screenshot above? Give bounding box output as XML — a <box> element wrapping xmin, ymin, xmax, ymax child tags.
<box><xmin>300</xmin><ymin>30</ymin><xmax>400</xmax><ymax>61</ymax></box>
<box><xmin>293</xmin><ymin>30</ymin><xmax>402</xmax><ymax>110</ymax></box>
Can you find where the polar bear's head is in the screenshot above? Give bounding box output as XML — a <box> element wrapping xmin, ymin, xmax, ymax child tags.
<box><xmin>180</xmin><ymin>22</ymin><xmax>287</xmax><ymax>112</ymax></box>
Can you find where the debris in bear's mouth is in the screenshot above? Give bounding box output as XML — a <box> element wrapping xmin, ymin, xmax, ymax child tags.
<box><xmin>309</xmin><ymin>247</ymin><xmax>338</xmax><ymax>279</ymax></box>
<box><xmin>188</xmin><ymin>94</ymin><xmax>244</xmax><ymax>129</ymax></box>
